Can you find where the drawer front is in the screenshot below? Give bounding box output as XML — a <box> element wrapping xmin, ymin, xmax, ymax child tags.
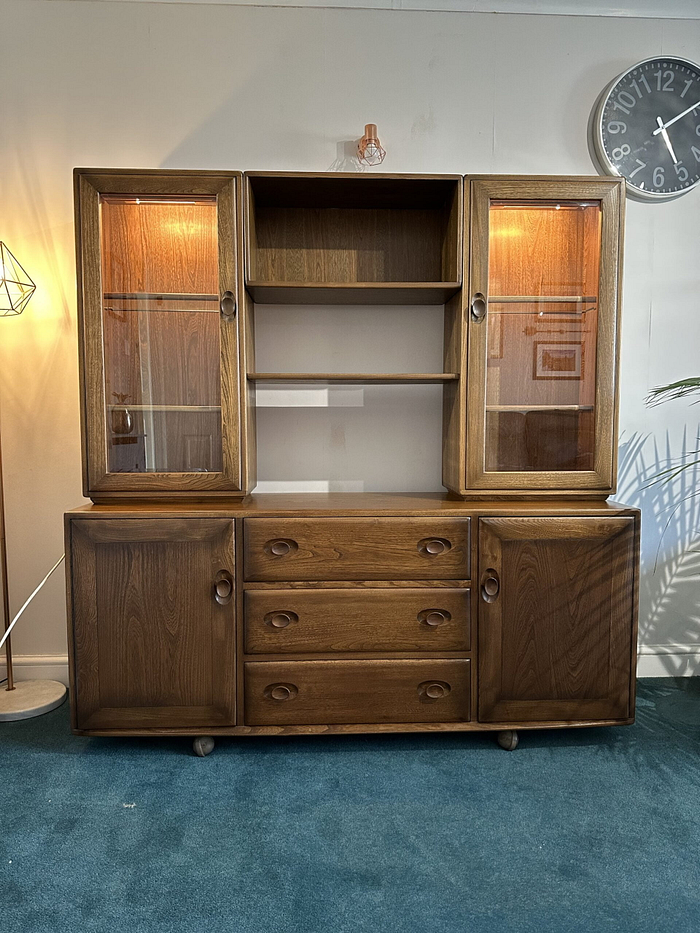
<box><xmin>244</xmin><ymin>518</ymin><xmax>470</xmax><ymax>581</ymax></box>
<box><xmin>244</xmin><ymin>588</ymin><xmax>470</xmax><ymax>653</ymax></box>
<box><xmin>244</xmin><ymin>659</ymin><xmax>471</xmax><ymax>725</ymax></box>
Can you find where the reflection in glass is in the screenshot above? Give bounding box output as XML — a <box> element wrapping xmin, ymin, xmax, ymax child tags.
<box><xmin>100</xmin><ymin>195</ymin><xmax>222</xmax><ymax>473</ymax></box>
<box><xmin>485</xmin><ymin>200</ymin><xmax>601</xmax><ymax>473</ymax></box>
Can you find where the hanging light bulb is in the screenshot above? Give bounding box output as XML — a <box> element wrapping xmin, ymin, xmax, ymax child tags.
<box><xmin>357</xmin><ymin>124</ymin><xmax>386</xmax><ymax>166</ymax></box>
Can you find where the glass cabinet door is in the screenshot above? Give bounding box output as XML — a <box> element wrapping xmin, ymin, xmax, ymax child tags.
<box><xmin>76</xmin><ymin>171</ymin><xmax>242</xmax><ymax>493</ymax></box>
<box><xmin>466</xmin><ymin>178</ymin><xmax>623</xmax><ymax>491</ymax></box>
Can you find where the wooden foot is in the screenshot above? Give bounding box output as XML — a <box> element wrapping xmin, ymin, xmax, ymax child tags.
<box><xmin>193</xmin><ymin>736</ymin><xmax>215</xmax><ymax>757</ymax></box>
<box><xmin>496</xmin><ymin>730</ymin><xmax>519</xmax><ymax>751</ymax></box>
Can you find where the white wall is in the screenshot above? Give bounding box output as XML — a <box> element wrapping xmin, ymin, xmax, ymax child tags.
<box><xmin>1</xmin><ymin>0</ymin><xmax>699</xmax><ymax>679</ymax></box>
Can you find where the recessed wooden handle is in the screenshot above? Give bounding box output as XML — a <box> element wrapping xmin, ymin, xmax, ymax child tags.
<box><xmin>265</xmin><ymin>538</ymin><xmax>298</xmax><ymax>558</ymax></box>
<box><xmin>471</xmin><ymin>292</ymin><xmax>487</xmax><ymax>322</ymax></box>
<box><xmin>418</xmin><ymin>537</ymin><xmax>451</xmax><ymax>557</ymax></box>
<box><xmin>213</xmin><ymin>570</ymin><xmax>233</xmax><ymax>605</ymax></box>
<box><xmin>418</xmin><ymin>609</ymin><xmax>451</xmax><ymax>627</ymax></box>
<box><xmin>481</xmin><ymin>568</ymin><xmax>500</xmax><ymax>602</ymax></box>
<box><xmin>264</xmin><ymin>610</ymin><xmax>298</xmax><ymax>629</ymax></box>
<box><xmin>220</xmin><ymin>290</ymin><xmax>236</xmax><ymax>319</ymax></box>
<box><xmin>264</xmin><ymin>683</ymin><xmax>298</xmax><ymax>702</ymax></box>
<box><xmin>418</xmin><ymin>680</ymin><xmax>451</xmax><ymax>700</ymax></box>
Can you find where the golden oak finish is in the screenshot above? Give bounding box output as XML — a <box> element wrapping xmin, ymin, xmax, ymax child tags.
<box><xmin>244</xmin><ymin>659</ymin><xmax>471</xmax><ymax>725</ymax></box>
<box><xmin>244</xmin><ymin>588</ymin><xmax>470</xmax><ymax>653</ymax></box>
<box><xmin>68</xmin><ymin>518</ymin><xmax>236</xmax><ymax>730</ymax></box>
<box><xmin>244</xmin><ymin>517</ymin><xmax>471</xmax><ymax>581</ymax></box>
<box><xmin>74</xmin><ymin>170</ymin><xmax>245</xmax><ymax>496</ymax></box>
<box><xmin>478</xmin><ymin>515</ymin><xmax>637</xmax><ymax>722</ymax></box>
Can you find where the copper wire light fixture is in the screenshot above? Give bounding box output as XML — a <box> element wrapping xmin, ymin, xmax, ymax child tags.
<box><xmin>357</xmin><ymin>124</ymin><xmax>386</xmax><ymax>166</ymax></box>
<box><xmin>0</xmin><ymin>242</ymin><xmax>36</xmax><ymax>316</ymax></box>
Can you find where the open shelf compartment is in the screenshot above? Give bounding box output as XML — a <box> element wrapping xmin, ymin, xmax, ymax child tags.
<box><xmin>245</xmin><ymin>173</ymin><xmax>462</xmax><ymax>304</ymax></box>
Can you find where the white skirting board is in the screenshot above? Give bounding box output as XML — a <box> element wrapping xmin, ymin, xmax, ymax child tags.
<box><xmin>2</xmin><ymin>649</ymin><xmax>700</xmax><ymax>687</ymax></box>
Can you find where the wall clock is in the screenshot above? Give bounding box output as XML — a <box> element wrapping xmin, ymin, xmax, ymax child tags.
<box><xmin>591</xmin><ymin>56</ymin><xmax>700</xmax><ymax>201</ymax></box>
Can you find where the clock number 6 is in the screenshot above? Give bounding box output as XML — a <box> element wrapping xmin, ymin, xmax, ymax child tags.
<box><xmin>653</xmin><ymin>167</ymin><xmax>665</xmax><ymax>187</ymax></box>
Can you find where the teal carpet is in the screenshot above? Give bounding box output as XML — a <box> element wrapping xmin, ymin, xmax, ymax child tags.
<box><xmin>1</xmin><ymin>678</ymin><xmax>698</xmax><ymax>933</ymax></box>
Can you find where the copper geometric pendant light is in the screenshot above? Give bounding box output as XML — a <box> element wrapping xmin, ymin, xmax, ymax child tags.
<box><xmin>0</xmin><ymin>241</ymin><xmax>36</xmax><ymax>317</ymax></box>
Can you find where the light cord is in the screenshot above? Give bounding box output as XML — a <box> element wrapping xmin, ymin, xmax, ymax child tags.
<box><xmin>0</xmin><ymin>554</ymin><xmax>65</xmax><ymax>653</ymax></box>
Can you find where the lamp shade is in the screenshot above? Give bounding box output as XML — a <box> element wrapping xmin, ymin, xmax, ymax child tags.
<box><xmin>0</xmin><ymin>242</ymin><xmax>36</xmax><ymax>317</ymax></box>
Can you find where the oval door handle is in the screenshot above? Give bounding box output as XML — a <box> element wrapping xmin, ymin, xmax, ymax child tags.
<box><xmin>418</xmin><ymin>681</ymin><xmax>451</xmax><ymax>700</ymax></box>
<box><xmin>418</xmin><ymin>537</ymin><xmax>451</xmax><ymax>557</ymax></box>
<box><xmin>264</xmin><ymin>611</ymin><xmax>298</xmax><ymax>629</ymax></box>
<box><xmin>264</xmin><ymin>683</ymin><xmax>298</xmax><ymax>702</ymax></box>
<box><xmin>220</xmin><ymin>290</ymin><xmax>237</xmax><ymax>319</ymax></box>
<box><xmin>418</xmin><ymin>609</ymin><xmax>451</xmax><ymax>627</ymax></box>
<box><xmin>213</xmin><ymin>570</ymin><xmax>233</xmax><ymax>605</ymax></box>
<box><xmin>265</xmin><ymin>539</ymin><xmax>298</xmax><ymax>558</ymax></box>
<box><xmin>481</xmin><ymin>568</ymin><xmax>500</xmax><ymax>602</ymax></box>
<box><xmin>471</xmin><ymin>292</ymin><xmax>487</xmax><ymax>322</ymax></box>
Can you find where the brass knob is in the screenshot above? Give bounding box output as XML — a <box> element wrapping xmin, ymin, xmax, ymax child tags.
<box><xmin>220</xmin><ymin>290</ymin><xmax>236</xmax><ymax>319</ymax></box>
<box><xmin>213</xmin><ymin>570</ymin><xmax>233</xmax><ymax>605</ymax></box>
<box><xmin>483</xmin><ymin>577</ymin><xmax>499</xmax><ymax>597</ymax></box>
<box><xmin>418</xmin><ymin>609</ymin><xmax>451</xmax><ymax>627</ymax></box>
<box><xmin>471</xmin><ymin>292</ymin><xmax>487</xmax><ymax>322</ymax></box>
<box><xmin>215</xmin><ymin>578</ymin><xmax>232</xmax><ymax>599</ymax></box>
<box><xmin>418</xmin><ymin>537</ymin><xmax>451</xmax><ymax>557</ymax></box>
<box><xmin>264</xmin><ymin>611</ymin><xmax>298</xmax><ymax>629</ymax></box>
<box><xmin>265</xmin><ymin>683</ymin><xmax>298</xmax><ymax>702</ymax></box>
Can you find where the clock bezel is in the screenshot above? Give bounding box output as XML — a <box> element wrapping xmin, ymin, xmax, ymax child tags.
<box><xmin>591</xmin><ymin>55</ymin><xmax>700</xmax><ymax>202</ymax></box>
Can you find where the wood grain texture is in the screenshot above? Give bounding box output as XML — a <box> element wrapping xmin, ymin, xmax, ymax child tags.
<box><xmin>243</xmin><ymin>517</ymin><xmax>470</xmax><ymax>581</ymax></box>
<box><xmin>247</xmin><ymin>373</ymin><xmax>458</xmax><ymax>384</ymax></box>
<box><xmin>244</xmin><ymin>659</ymin><xmax>471</xmax><ymax>725</ymax></box>
<box><xmin>478</xmin><ymin>515</ymin><xmax>637</xmax><ymax>723</ymax></box>
<box><xmin>69</xmin><ymin>518</ymin><xmax>236</xmax><ymax>730</ymax></box>
<box><xmin>245</xmin><ymin>282</ymin><xmax>460</xmax><ymax>304</ymax></box>
<box><xmin>244</xmin><ymin>588</ymin><xmax>470</xmax><ymax>653</ymax></box>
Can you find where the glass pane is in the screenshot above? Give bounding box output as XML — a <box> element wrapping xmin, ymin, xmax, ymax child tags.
<box><xmin>484</xmin><ymin>200</ymin><xmax>601</xmax><ymax>472</ymax></box>
<box><xmin>100</xmin><ymin>195</ymin><xmax>222</xmax><ymax>473</ymax></box>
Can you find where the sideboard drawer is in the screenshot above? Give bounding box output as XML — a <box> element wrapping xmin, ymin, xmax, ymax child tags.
<box><xmin>244</xmin><ymin>659</ymin><xmax>471</xmax><ymax>725</ymax></box>
<box><xmin>243</xmin><ymin>518</ymin><xmax>470</xmax><ymax>581</ymax></box>
<box><xmin>244</xmin><ymin>588</ymin><xmax>470</xmax><ymax>653</ymax></box>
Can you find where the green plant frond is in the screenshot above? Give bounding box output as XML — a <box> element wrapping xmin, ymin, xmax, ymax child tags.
<box><xmin>646</xmin><ymin>377</ymin><xmax>700</xmax><ymax>407</ymax></box>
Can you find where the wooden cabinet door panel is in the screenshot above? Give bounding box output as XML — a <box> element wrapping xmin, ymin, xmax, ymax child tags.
<box><xmin>478</xmin><ymin>516</ymin><xmax>637</xmax><ymax>723</ymax></box>
<box><xmin>69</xmin><ymin>519</ymin><xmax>236</xmax><ymax>730</ymax></box>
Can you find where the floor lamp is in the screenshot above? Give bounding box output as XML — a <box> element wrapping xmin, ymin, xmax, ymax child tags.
<box><xmin>0</xmin><ymin>242</ymin><xmax>67</xmax><ymax>721</ymax></box>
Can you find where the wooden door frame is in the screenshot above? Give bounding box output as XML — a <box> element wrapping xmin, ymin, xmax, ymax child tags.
<box><xmin>74</xmin><ymin>169</ymin><xmax>243</xmax><ymax>495</ymax></box>
<box><xmin>464</xmin><ymin>176</ymin><xmax>624</xmax><ymax>494</ymax></box>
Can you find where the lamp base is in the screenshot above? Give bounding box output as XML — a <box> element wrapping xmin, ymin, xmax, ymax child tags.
<box><xmin>0</xmin><ymin>680</ymin><xmax>67</xmax><ymax>721</ymax></box>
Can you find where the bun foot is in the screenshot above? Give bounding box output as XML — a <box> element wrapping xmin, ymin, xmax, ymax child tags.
<box><xmin>496</xmin><ymin>729</ymin><xmax>518</xmax><ymax>751</ymax></box>
<box><xmin>193</xmin><ymin>736</ymin><xmax>215</xmax><ymax>757</ymax></box>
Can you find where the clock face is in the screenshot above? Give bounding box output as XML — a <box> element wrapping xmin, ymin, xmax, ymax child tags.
<box><xmin>592</xmin><ymin>57</ymin><xmax>700</xmax><ymax>201</ymax></box>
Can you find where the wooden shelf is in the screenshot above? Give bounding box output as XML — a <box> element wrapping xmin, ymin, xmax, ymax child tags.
<box><xmin>245</xmin><ymin>282</ymin><xmax>461</xmax><ymax>305</ymax></box>
<box><xmin>248</xmin><ymin>373</ymin><xmax>460</xmax><ymax>385</ymax></box>
<box><xmin>487</xmin><ymin>405</ymin><xmax>594</xmax><ymax>412</ymax></box>
<box><xmin>108</xmin><ymin>404</ymin><xmax>221</xmax><ymax>412</ymax></box>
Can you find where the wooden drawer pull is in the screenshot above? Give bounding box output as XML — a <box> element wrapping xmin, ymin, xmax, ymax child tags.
<box><xmin>264</xmin><ymin>610</ymin><xmax>298</xmax><ymax>629</ymax></box>
<box><xmin>418</xmin><ymin>609</ymin><xmax>451</xmax><ymax>627</ymax></box>
<box><xmin>418</xmin><ymin>537</ymin><xmax>451</xmax><ymax>557</ymax></box>
<box><xmin>264</xmin><ymin>683</ymin><xmax>298</xmax><ymax>702</ymax></box>
<box><xmin>265</xmin><ymin>538</ymin><xmax>298</xmax><ymax>558</ymax></box>
<box><xmin>418</xmin><ymin>681</ymin><xmax>451</xmax><ymax>700</ymax></box>
<box><xmin>213</xmin><ymin>570</ymin><xmax>233</xmax><ymax>605</ymax></box>
<box><xmin>481</xmin><ymin>568</ymin><xmax>500</xmax><ymax>602</ymax></box>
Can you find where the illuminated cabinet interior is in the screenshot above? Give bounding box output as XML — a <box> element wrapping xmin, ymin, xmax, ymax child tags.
<box><xmin>66</xmin><ymin>170</ymin><xmax>638</xmax><ymax>754</ymax></box>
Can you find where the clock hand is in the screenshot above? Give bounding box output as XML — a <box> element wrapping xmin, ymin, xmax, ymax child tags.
<box><xmin>656</xmin><ymin>116</ymin><xmax>679</xmax><ymax>164</ymax></box>
<box><xmin>652</xmin><ymin>99</ymin><xmax>700</xmax><ymax>135</ymax></box>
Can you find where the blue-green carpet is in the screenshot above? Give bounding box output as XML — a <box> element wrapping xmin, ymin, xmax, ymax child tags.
<box><xmin>1</xmin><ymin>678</ymin><xmax>698</xmax><ymax>933</ymax></box>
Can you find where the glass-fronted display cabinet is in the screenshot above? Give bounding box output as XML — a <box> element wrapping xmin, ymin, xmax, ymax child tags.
<box><xmin>75</xmin><ymin>171</ymin><xmax>243</xmax><ymax>494</ymax></box>
<box><xmin>466</xmin><ymin>178</ymin><xmax>623</xmax><ymax>492</ymax></box>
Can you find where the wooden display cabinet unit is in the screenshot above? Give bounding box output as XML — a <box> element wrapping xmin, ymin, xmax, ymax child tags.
<box><xmin>67</xmin><ymin>170</ymin><xmax>638</xmax><ymax>755</ymax></box>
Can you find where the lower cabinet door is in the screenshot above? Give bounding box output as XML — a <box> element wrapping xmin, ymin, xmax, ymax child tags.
<box><xmin>244</xmin><ymin>659</ymin><xmax>471</xmax><ymax>725</ymax></box>
<box><xmin>478</xmin><ymin>516</ymin><xmax>637</xmax><ymax>723</ymax></box>
<box><xmin>69</xmin><ymin>519</ymin><xmax>236</xmax><ymax>731</ymax></box>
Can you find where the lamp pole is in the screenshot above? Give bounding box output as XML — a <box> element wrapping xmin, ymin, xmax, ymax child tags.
<box><xmin>0</xmin><ymin>418</ymin><xmax>14</xmax><ymax>691</ymax></box>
